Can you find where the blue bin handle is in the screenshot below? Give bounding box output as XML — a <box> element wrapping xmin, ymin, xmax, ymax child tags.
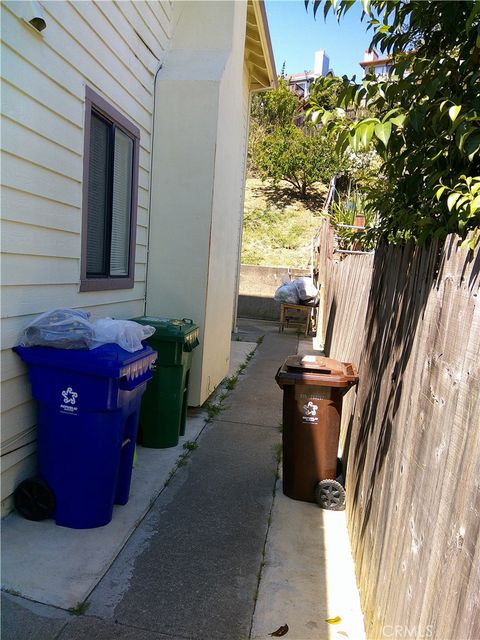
<box><xmin>118</xmin><ymin>368</ymin><xmax>153</xmax><ymax>391</ymax></box>
<box><xmin>182</xmin><ymin>318</ymin><xmax>194</xmax><ymax>325</ymax></box>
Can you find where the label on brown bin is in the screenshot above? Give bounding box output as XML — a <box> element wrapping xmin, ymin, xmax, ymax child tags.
<box><xmin>299</xmin><ymin>388</ymin><xmax>331</xmax><ymax>402</ymax></box>
<box><xmin>299</xmin><ymin>387</ymin><xmax>331</xmax><ymax>424</ymax></box>
<box><xmin>302</xmin><ymin>401</ymin><xmax>319</xmax><ymax>423</ymax></box>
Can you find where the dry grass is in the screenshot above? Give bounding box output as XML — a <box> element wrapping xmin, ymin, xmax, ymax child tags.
<box><xmin>242</xmin><ymin>178</ymin><xmax>326</xmax><ymax>268</ymax></box>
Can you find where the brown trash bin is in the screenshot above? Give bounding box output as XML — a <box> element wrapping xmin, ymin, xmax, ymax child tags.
<box><xmin>275</xmin><ymin>355</ymin><xmax>358</xmax><ymax>510</ymax></box>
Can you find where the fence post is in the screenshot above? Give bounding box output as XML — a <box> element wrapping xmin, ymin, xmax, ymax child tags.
<box><xmin>314</xmin><ymin>218</ymin><xmax>333</xmax><ymax>352</ymax></box>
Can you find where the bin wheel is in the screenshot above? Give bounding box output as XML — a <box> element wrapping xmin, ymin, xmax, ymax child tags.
<box><xmin>14</xmin><ymin>476</ymin><xmax>55</xmax><ymax>521</ymax></box>
<box><xmin>315</xmin><ymin>479</ymin><xmax>346</xmax><ymax>511</ymax></box>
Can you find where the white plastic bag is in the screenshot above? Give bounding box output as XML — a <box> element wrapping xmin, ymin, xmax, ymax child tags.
<box><xmin>274</xmin><ymin>282</ymin><xmax>300</xmax><ymax>304</ymax></box>
<box><xmin>18</xmin><ymin>309</ymin><xmax>94</xmax><ymax>349</ymax></box>
<box><xmin>91</xmin><ymin>318</ymin><xmax>155</xmax><ymax>353</ymax></box>
<box><xmin>293</xmin><ymin>277</ymin><xmax>318</xmax><ymax>302</ymax></box>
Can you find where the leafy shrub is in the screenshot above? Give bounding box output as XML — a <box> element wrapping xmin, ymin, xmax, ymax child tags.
<box><xmin>306</xmin><ymin>0</ymin><xmax>480</xmax><ymax>245</ymax></box>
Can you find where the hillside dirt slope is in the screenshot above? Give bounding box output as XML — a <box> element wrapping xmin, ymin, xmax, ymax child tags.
<box><xmin>242</xmin><ymin>178</ymin><xmax>326</xmax><ymax>268</ymax></box>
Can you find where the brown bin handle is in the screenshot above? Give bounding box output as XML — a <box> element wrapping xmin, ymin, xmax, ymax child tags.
<box><xmin>344</xmin><ymin>362</ymin><xmax>359</xmax><ymax>383</ymax></box>
<box><xmin>275</xmin><ymin>365</ymin><xmax>284</xmax><ymax>388</ymax></box>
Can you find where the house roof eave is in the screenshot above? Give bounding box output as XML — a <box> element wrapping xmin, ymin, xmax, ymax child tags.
<box><xmin>359</xmin><ymin>57</ymin><xmax>392</xmax><ymax>68</ymax></box>
<box><xmin>245</xmin><ymin>0</ymin><xmax>277</xmax><ymax>92</ymax></box>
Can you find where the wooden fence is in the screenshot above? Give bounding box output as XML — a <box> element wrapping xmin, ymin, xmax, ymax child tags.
<box><xmin>316</xmin><ymin>223</ymin><xmax>480</xmax><ymax>640</ymax></box>
<box><xmin>314</xmin><ymin>219</ymin><xmax>374</xmax><ymax>449</ymax></box>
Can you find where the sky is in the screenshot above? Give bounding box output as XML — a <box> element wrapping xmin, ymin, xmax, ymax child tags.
<box><xmin>265</xmin><ymin>0</ymin><xmax>374</xmax><ymax>80</ymax></box>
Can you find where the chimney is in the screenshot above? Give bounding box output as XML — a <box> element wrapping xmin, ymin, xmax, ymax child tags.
<box><xmin>363</xmin><ymin>49</ymin><xmax>378</xmax><ymax>63</ymax></box>
<box><xmin>314</xmin><ymin>50</ymin><xmax>330</xmax><ymax>76</ymax></box>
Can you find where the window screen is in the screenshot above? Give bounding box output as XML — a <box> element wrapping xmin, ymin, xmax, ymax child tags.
<box><xmin>110</xmin><ymin>129</ymin><xmax>133</xmax><ymax>277</ymax></box>
<box><xmin>86</xmin><ymin>113</ymin><xmax>110</xmax><ymax>276</ymax></box>
<box><xmin>81</xmin><ymin>88</ymin><xmax>139</xmax><ymax>291</ymax></box>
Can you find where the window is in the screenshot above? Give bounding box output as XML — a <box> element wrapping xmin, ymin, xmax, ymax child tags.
<box><xmin>80</xmin><ymin>87</ymin><xmax>140</xmax><ymax>291</ymax></box>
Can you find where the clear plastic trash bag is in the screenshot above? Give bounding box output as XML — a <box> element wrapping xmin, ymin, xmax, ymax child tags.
<box><xmin>18</xmin><ymin>309</ymin><xmax>94</xmax><ymax>349</ymax></box>
<box><xmin>274</xmin><ymin>282</ymin><xmax>300</xmax><ymax>304</ymax></box>
<box><xmin>17</xmin><ymin>309</ymin><xmax>155</xmax><ymax>353</ymax></box>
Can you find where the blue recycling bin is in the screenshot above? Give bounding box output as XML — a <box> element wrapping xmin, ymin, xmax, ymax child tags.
<box><xmin>13</xmin><ymin>343</ymin><xmax>157</xmax><ymax>529</ymax></box>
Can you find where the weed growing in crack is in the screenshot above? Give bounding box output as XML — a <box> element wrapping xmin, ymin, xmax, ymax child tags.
<box><xmin>164</xmin><ymin>468</ymin><xmax>176</xmax><ymax>487</ymax></box>
<box><xmin>256</xmin><ymin>335</ymin><xmax>264</xmax><ymax>345</ymax></box>
<box><xmin>164</xmin><ymin>441</ymin><xmax>200</xmax><ymax>487</ymax></box>
<box><xmin>274</xmin><ymin>442</ymin><xmax>283</xmax><ymax>481</ymax></box>
<box><xmin>68</xmin><ymin>601</ymin><xmax>90</xmax><ymax>616</ymax></box>
<box><xmin>274</xmin><ymin>442</ymin><xmax>283</xmax><ymax>463</ymax></box>
<box><xmin>206</xmin><ymin>402</ymin><xmax>222</xmax><ymax>422</ymax></box>
<box><xmin>225</xmin><ymin>375</ymin><xmax>238</xmax><ymax>391</ymax></box>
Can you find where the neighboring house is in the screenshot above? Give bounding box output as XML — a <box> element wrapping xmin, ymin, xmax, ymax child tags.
<box><xmin>359</xmin><ymin>48</ymin><xmax>393</xmax><ymax>78</ymax></box>
<box><xmin>0</xmin><ymin>0</ymin><xmax>276</xmax><ymax>515</ymax></box>
<box><xmin>286</xmin><ymin>49</ymin><xmax>331</xmax><ymax>99</ymax></box>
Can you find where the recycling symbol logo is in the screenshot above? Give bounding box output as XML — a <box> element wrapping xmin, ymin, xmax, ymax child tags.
<box><xmin>62</xmin><ymin>387</ymin><xmax>78</xmax><ymax>405</ymax></box>
<box><xmin>303</xmin><ymin>401</ymin><xmax>318</xmax><ymax>417</ymax></box>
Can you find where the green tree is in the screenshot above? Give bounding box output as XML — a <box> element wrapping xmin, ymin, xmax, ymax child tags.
<box><xmin>306</xmin><ymin>0</ymin><xmax>480</xmax><ymax>246</ymax></box>
<box><xmin>308</xmin><ymin>73</ymin><xmax>344</xmax><ymax>111</ymax></box>
<box><xmin>248</xmin><ymin>78</ymin><xmax>301</xmax><ymax>174</ymax></box>
<box><xmin>249</xmin><ymin>76</ymin><xmax>343</xmax><ymax>195</ymax></box>
<box><xmin>254</xmin><ymin>124</ymin><xmax>341</xmax><ymax>197</ymax></box>
<box><xmin>251</xmin><ymin>77</ymin><xmax>300</xmax><ymax>132</ymax></box>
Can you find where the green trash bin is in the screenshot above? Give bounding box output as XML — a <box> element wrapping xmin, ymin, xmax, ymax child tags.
<box><xmin>131</xmin><ymin>317</ymin><xmax>200</xmax><ymax>448</ymax></box>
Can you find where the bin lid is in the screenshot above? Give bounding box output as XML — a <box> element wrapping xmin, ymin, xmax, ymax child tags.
<box><xmin>277</xmin><ymin>354</ymin><xmax>358</xmax><ymax>388</ymax></box>
<box><xmin>131</xmin><ymin>316</ymin><xmax>199</xmax><ymax>346</ymax></box>
<box><xmin>14</xmin><ymin>343</ymin><xmax>157</xmax><ymax>380</ymax></box>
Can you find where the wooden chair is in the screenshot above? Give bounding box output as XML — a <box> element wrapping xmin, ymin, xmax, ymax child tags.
<box><xmin>279</xmin><ymin>303</ymin><xmax>312</xmax><ymax>336</ymax></box>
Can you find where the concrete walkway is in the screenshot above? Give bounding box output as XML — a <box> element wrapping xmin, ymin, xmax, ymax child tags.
<box><xmin>1</xmin><ymin>319</ymin><xmax>364</xmax><ymax>640</ymax></box>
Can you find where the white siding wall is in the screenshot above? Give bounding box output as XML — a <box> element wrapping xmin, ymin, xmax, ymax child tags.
<box><xmin>0</xmin><ymin>0</ymin><xmax>173</xmax><ymax>514</ymax></box>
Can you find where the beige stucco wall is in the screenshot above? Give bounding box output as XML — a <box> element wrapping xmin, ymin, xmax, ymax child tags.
<box><xmin>147</xmin><ymin>1</ymin><xmax>251</xmax><ymax>405</ymax></box>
